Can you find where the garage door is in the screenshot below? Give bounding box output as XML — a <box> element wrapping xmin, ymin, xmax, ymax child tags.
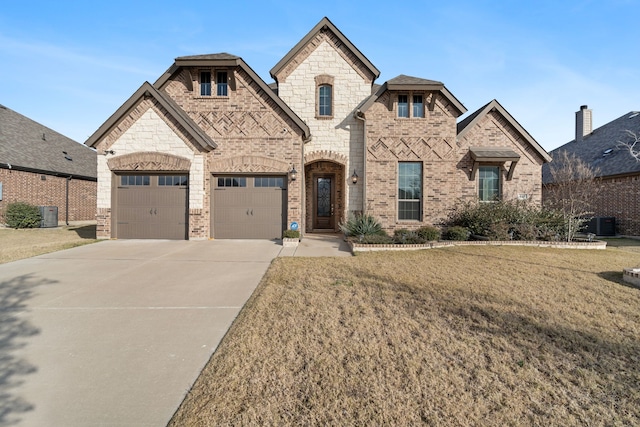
<box><xmin>115</xmin><ymin>174</ymin><xmax>188</xmax><ymax>239</ymax></box>
<box><xmin>213</xmin><ymin>175</ymin><xmax>286</xmax><ymax>239</ymax></box>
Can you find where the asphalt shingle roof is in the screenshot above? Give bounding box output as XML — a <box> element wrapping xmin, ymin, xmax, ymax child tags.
<box><xmin>542</xmin><ymin>111</ymin><xmax>640</xmax><ymax>183</ymax></box>
<box><xmin>386</xmin><ymin>74</ymin><xmax>443</xmax><ymax>86</ymax></box>
<box><xmin>0</xmin><ymin>104</ymin><xmax>97</xmax><ymax>179</ymax></box>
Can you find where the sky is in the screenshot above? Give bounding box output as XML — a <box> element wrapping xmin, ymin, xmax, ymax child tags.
<box><xmin>0</xmin><ymin>0</ymin><xmax>638</xmax><ymax>152</ymax></box>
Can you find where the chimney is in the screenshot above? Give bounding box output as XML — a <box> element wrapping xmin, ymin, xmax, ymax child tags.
<box><xmin>575</xmin><ymin>105</ymin><xmax>592</xmax><ymax>142</ymax></box>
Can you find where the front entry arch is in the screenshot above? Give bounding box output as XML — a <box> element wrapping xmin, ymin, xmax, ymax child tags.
<box><xmin>305</xmin><ymin>161</ymin><xmax>344</xmax><ymax>233</ymax></box>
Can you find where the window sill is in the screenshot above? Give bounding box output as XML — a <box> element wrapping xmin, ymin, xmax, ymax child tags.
<box><xmin>315</xmin><ymin>115</ymin><xmax>334</xmax><ymax>120</ymax></box>
<box><xmin>193</xmin><ymin>95</ymin><xmax>229</xmax><ymax>100</ymax></box>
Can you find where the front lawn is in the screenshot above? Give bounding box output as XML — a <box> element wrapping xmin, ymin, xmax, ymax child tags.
<box><xmin>170</xmin><ymin>245</ymin><xmax>640</xmax><ymax>426</ymax></box>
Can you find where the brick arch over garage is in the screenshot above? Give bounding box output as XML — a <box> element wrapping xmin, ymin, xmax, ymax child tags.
<box><xmin>304</xmin><ymin>150</ymin><xmax>348</xmax><ymax>166</ymax></box>
<box><xmin>108</xmin><ymin>152</ymin><xmax>191</xmax><ymax>171</ymax></box>
<box><xmin>209</xmin><ymin>155</ymin><xmax>290</xmax><ymax>173</ymax></box>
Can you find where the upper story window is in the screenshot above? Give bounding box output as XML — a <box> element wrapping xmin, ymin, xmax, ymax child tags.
<box><xmin>478</xmin><ymin>166</ymin><xmax>501</xmax><ymax>201</ymax></box>
<box><xmin>397</xmin><ymin>95</ymin><xmax>409</xmax><ymax>118</ymax></box>
<box><xmin>318</xmin><ymin>85</ymin><xmax>332</xmax><ymax>116</ymax></box>
<box><xmin>413</xmin><ymin>95</ymin><xmax>424</xmax><ymax>118</ymax></box>
<box><xmin>200</xmin><ymin>71</ymin><xmax>212</xmax><ymax>96</ymax></box>
<box><xmin>398</xmin><ymin>93</ymin><xmax>426</xmax><ymax>118</ymax></box>
<box><xmin>398</xmin><ymin>162</ymin><xmax>422</xmax><ymax>220</ymax></box>
<box><xmin>315</xmin><ymin>74</ymin><xmax>335</xmax><ymax>119</ymax></box>
<box><xmin>217</xmin><ymin>71</ymin><xmax>228</xmax><ymax>96</ymax></box>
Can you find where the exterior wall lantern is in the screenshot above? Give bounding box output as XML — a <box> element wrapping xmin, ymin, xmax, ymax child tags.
<box><xmin>289</xmin><ymin>166</ymin><xmax>298</xmax><ymax>181</ymax></box>
<box><xmin>351</xmin><ymin>169</ymin><xmax>358</xmax><ymax>184</ymax></box>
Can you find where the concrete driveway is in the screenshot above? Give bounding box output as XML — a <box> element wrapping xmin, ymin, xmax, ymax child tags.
<box><xmin>0</xmin><ymin>239</ymin><xmax>283</xmax><ymax>427</ymax></box>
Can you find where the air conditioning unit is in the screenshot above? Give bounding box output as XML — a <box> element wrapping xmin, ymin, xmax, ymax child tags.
<box><xmin>585</xmin><ymin>217</ymin><xmax>616</xmax><ymax>236</ymax></box>
<box><xmin>39</xmin><ymin>206</ymin><xmax>58</xmax><ymax>228</ymax></box>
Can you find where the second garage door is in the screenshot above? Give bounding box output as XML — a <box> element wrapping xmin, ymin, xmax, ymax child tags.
<box><xmin>212</xmin><ymin>175</ymin><xmax>286</xmax><ymax>239</ymax></box>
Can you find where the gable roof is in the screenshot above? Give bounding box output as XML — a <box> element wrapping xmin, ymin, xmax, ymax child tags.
<box><xmin>0</xmin><ymin>104</ymin><xmax>96</xmax><ymax>180</ymax></box>
<box><xmin>85</xmin><ymin>82</ymin><xmax>217</xmax><ymax>151</ymax></box>
<box><xmin>270</xmin><ymin>17</ymin><xmax>380</xmax><ymax>82</ymax></box>
<box><xmin>154</xmin><ymin>54</ymin><xmax>310</xmax><ymax>140</ymax></box>
<box><xmin>357</xmin><ymin>75</ymin><xmax>467</xmax><ymax>117</ymax></box>
<box><xmin>458</xmin><ymin>99</ymin><xmax>551</xmax><ymax>163</ymax></box>
<box><xmin>542</xmin><ymin>110</ymin><xmax>640</xmax><ymax>183</ymax></box>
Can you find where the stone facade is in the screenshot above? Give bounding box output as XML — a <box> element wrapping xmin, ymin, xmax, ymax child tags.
<box><xmin>0</xmin><ymin>168</ymin><xmax>96</xmax><ymax>224</ymax></box>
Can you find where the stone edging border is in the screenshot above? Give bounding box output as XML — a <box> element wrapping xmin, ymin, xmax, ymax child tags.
<box><xmin>350</xmin><ymin>239</ymin><xmax>607</xmax><ymax>252</ymax></box>
<box><xmin>623</xmin><ymin>268</ymin><xmax>640</xmax><ymax>288</ymax></box>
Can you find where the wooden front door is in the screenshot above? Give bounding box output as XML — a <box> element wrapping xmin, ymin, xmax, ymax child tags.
<box><xmin>314</xmin><ymin>175</ymin><xmax>335</xmax><ymax>230</ymax></box>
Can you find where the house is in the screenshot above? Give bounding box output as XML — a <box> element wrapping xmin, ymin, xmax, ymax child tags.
<box><xmin>543</xmin><ymin>106</ymin><xmax>640</xmax><ymax>235</ymax></box>
<box><xmin>0</xmin><ymin>104</ymin><xmax>97</xmax><ymax>224</ymax></box>
<box><xmin>86</xmin><ymin>17</ymin><xmax>550</xmax><ymax>240</ymax></box>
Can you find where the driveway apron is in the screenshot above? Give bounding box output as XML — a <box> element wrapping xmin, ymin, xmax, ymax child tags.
<box><xmin>0</xmin><ymin>239</ymin><xmax>282</xmax><ymax>427</ymax></box>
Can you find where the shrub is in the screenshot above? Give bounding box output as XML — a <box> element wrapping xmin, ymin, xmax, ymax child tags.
<box><xmin>5</xmin><ymin>202</ymin><xmax>41</xmax><ymax>229</ymax></box>
<box><xmin>416</xmin><ymin>225</ymin><xmax>441</xmax><ymax>241</ymax></box>
<box><xmin>358</xmin><ymin>233</ymin><xmax>394</xmax><ymax>244</ymax></box>
<box><xmin>340</xmin><ymin>213</ymin><xmax>384</xmax><ymax>237</ymax></box>
<box><xmin>445</xmin><ymin>199</ymin><xmax>565</xmax><ymax>241</ymax></box>
<box><xmin>393</xmin><ymin>229</ymin><xmax>425</xmax><ymax>244</ymax></box>
<box><xmin>282</xmin><ymin>229</ymin><xmax>300</xmax><ymax>239</ymax></box>
<box><xmin>443</xmin><ymin>226</ymin><xmax>469</xmax><ymax>241</ymax></box>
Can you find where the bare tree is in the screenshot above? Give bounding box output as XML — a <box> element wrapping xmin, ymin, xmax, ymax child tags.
<box><xmin>544</xmin><ymin>150</ymin><xmax>601</xmax><ymax>241</ymax></box>
<box><xmin>617</xmin><ymin>130</ymin><xmax>640</xmax><ymax>161</ymax></box>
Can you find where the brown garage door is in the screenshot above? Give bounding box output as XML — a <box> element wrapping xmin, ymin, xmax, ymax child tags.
<box><xmin>212</xmin><ymin>175</ymin><xmax>286</xmax><ymax>239</ymax></box>
<box><xmin>115</xmin><ymin>174</ymin><xmax>188</xmax><ymax>239</ymax></box>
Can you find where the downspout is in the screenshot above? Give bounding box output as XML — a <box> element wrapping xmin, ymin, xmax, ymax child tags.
<box><xmin>354</xmin><ymin>110</ymin><xmax>366</xmax><ymax>213</ymax></box>
<box><xmin>66</xmin><ymin>176</ymin><xmax>71</xmax><ymax>226</ymax></box>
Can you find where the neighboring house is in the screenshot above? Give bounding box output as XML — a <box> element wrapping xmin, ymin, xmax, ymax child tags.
<box><xmin>543</xmin><ymin>106</ymin><xmax>640</xmax><ymax>235</ymax></box>
<box><xmin>86</xmin><ymin>17</ymin><xmax>550</xmax><ymax>240</ymax></box>
<box><xmin>0</xmin><ymin>104</ymin><xmax>97</xmax><ymax>224</ymax></box>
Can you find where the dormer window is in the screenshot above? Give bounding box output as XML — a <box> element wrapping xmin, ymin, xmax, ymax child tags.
<box><xmin>217</xmin><ymin>71</ymin><xmax>228</xmax><ymax>96</ymax></box>
<box><xmin>200</xmin><ymin>71</ymin><xmax>212</xmax><ymax>96</ymax></box>
<box><xmin>397</xmin><ymin>93</ymin><xmax>425</xmax><ymax>118</ymax></box>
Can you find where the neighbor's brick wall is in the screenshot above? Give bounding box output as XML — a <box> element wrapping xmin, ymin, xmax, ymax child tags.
<box><xmin>543</xmin><ymin>174</ymin><xmax>640</xmax><ymax>236</ymax></box>
<box><xmin>276</xmin><ymin>31</ymin><xmax>372</xmax><ymax>217</ymax></box>
<box><xmin>0</xmin><ymin>168</ymin><xmax>96</xmax><ymax>224</ymax></box>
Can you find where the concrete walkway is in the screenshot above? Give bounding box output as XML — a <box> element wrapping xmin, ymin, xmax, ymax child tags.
<box><xmin>278</xmin><ymin>233</ymin><xmax>352</xmax><ymax>257</ymax></box>
<box><xmin>1</xmin><ymin>239</ymin><xmax>285</xmax><ymax>427</ymax></box>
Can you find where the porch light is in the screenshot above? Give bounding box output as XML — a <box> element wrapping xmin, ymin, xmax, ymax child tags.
<box><xmin>351</xmin><ymin>169</ymin><xmax>358</xmax><ymax>184</ymax></box>
<box><xmin>289</xmin><ymin>166</ymin><xmax>298</xmax><ymax>181</ymax></box>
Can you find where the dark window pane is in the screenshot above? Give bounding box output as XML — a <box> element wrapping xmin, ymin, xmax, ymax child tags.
<box><xmin>398</xmin><ymin>95</ymin><xmax>409</xmax><ymax>118</ymax></box>
<box><xmin>413</xmin><ymin>95</ymin><xmax>423</xmax><ymax>118</ymax></box>
<box><xmin>319</xmin><ymin>85</ymin><xmax>332</xmax><ymax>116</ymax></box>
<box><xmin>159</xmin><ymin>176</ymin><xmax>165</xmax><ymax>186</ymax></box>
<box><xmin>218</xmin><ymin>177</ymin><xmax>224</xmax><ymax>187</ymax></box>
<box><xmin>217</xmin><ymin>71</ymin><xmax>228</xmax><ymax>96</ymax></box>
<box><xmin>200</xmin><ymin>71</ymin><xmax>211</xmax><ymax>96</ymax></box>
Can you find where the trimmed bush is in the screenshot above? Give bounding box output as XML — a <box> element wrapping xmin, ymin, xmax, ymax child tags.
<box><xmin>416</xmin><ymin>225</ymin><xmax>441</xmax><ymax>241</ymax></box>
<box><xmin>340</xmin><ymin>213</ymin><xmax>384</xmax><ymax>237</ymax></box>
<box><xmin>445</xmin><ymin>199</ymin><xmax>565</xmax><ymax>241</ymax></box>
<box><xmin>283</xmin><ymin>229</ymin><xmax>300</xmax><ymax>239</ymax></box>
<box><xmin>443</xmin><ymin>226</ymin><xmax>469</xmax><ymax>241</ymax></box>
<box><xmin>358</xmin><ymin>233</ymin><xmax>394</xmax><ymax>244</ymax></box>
<box><xmin>5</xmin><ymin>202</ymin><xmax>41</xmax><ymax>229</ymax></box>
<box><xmin>393</xmin><ymin>229</ymin><xmax>425</xmax><ymax>244</ymax></box>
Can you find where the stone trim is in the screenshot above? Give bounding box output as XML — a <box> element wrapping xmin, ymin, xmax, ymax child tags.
<box><xmin>107</xmin><ymin>152</ymin><xmax>191</xmax><ymax>171</ymax></box>
<box><xmin>623</xmin><ymin>268</ymin><xmax>640</xmax><ymax>288</ymax></box>
<box><xmin>209</xmin><ymin>155</ymin><xmax>291</xmax><ymax>173</ymax></box>
<box><xmin>351</xmin><ymin>239</ymin><xmax>607</xmax><ymax>253</ymax></box>
<box><xmin>304</xmin><ymin>150</ymin><xmax>348</xmax><ymax>166</ymax></box>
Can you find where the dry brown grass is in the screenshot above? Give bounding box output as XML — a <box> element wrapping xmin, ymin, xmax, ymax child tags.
<box><xmin>170</xmin><ymin>244</ymin><xmax>640</xmax><ymax>426</ymax></box>
<box><xmin>0</xmin><ymin>224</ymin><xmax>98</xmax><ymax>264</ymax></box>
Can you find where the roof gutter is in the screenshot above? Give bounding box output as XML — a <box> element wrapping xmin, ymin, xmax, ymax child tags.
<box><xmin>354</xmin><ymin>110</ymin><xmax>367</xmax><ymax>213</ymax></box>
<box><xmin>0</xmin><ymin>163</ymin><xmax>97</xmax><ymax>181</ymax></box>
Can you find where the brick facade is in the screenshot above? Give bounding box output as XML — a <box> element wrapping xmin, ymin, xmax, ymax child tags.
<box><xmin>0</xmin><ymin>168</ymin><xmax>96</xmax><ymax>224</ymax></box>
<box><xmin>87</xmin><ymin>17</ymin><xmax>549</xmax><ymax>239</ymax></box>
<box><xmin>544</xmin><ymin>174</ymin><xmax>640</xmax><ymax>236</ymax></box>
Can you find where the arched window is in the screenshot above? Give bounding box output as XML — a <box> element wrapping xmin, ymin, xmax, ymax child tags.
<box><xmin>318</xmin><ymin>85</ymin><xmax>332</xmax><ymax>117</ymax></box>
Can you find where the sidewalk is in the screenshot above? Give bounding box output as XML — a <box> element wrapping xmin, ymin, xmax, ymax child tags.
<box><xmin>278</xmin><ymin>233</ymin><xmax>352</xmax><ymax>257</ymax></box>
